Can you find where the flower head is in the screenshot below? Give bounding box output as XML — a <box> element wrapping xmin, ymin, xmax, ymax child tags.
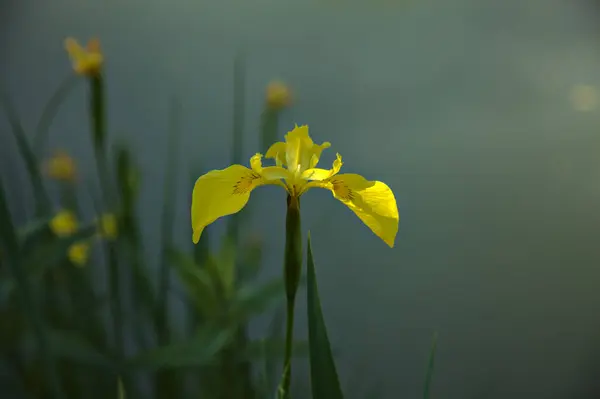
<box><xmin>191</xmin><ymin>125</ymin><xmax>399</xmax><ymax>247</ymax></box>
<box><xmin>49</xmin><ymin>210</ymin><xmax>90</xmax><ymax>266</ymax></box>
<box><xmin>64</xmin><ymin>37</ymin><xmax>103</xmax><ymax>76</ymax></box>
<box><xmin>50</xmin><ymin>210</ymin><xmax>78</xmax><ymax>236</ymax></box>
<box><xmin>43</xmin><ymin>150</ymin><xmax>77</xmax><ymax>182</ymax></box>
<box><xmin>265</xmin><ymin>80</ymin><xmax>292</xmax><ymax>110</ymax></box>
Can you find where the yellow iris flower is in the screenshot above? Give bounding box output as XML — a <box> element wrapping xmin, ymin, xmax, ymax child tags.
<box><xmin>191</xmin><ymin>125</ymin><xmax>399</xmax><ymax>247</ymax></box>
<box><xmin>64</xmin><ymin>37</ymin><xmax>103</xmax><ymax>76</ymax></box>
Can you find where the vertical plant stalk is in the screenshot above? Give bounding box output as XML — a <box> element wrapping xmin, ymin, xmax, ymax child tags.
<box><xmin>155</xmin><ymin>98</ymin><xmax>182</xmax><ymax>397</ymax></box>
<box><xmin>88</xmin><ymin>74</ymin><xmax>124</xmax><ymax>361</ymax></box>
<box><xmin>260</xmin><ymin>108</ymin><xmax>279</xmax><ymax>153</ymax></box>
<box><xmin>279</xmin><ymin>194</ymin><xmax>303</xmax><ymax>399</ymax></box>
<box><xmin>0</xmin><ymin>182</ymin><xmax>65</xmax><ymax>399</ymax></box>
<box><xmin>423</xmin><ymin>332</ymin><xmax>438</xmax><ymax>399</ymax></box>
<box><xmin>226</xmin><ymin>51</ymin><xmax>245</xmax><ymax>244</ymax></box>
<box><xmin>157</xmin><ymin>97</ymin><xmax>181</xmax><ymax>342</ymax></box>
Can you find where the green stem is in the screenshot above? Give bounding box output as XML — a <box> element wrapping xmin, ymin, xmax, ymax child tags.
<box><xmin>280</xmin><ymin>194</ymin><xmax>302</xmax><ymax>399</ymax></box>
<box><xmin>88</xmin><ymin>75</ymin><xmax>124</xmax><ymax>361</ymax></box>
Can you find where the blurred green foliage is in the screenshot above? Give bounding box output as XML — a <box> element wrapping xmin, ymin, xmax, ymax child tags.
<box><xmin>0</xmin><ymin>39</ymin><xmax>436</xmax><ymax>399</ymax></box>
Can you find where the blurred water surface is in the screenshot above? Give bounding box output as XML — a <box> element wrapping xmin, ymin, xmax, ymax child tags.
<box><xmin>3</xmin><ymin>0</ymin><xmax>600</xmax><ymax>397</ymax></box>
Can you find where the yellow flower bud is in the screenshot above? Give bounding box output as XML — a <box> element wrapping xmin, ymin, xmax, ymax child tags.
<box><xmin>44</xmin><ymin>150</ymin><xmax>77</xmax><ymax>182</ymax></box>
<box><xmin>50</xmin><ymin>210</ymin><xmax>78</xmax><ymax>237</ymax></box>
<box><xmin>265</xmin><ymin>80</ymin><xmax>292</xmax><ymax>110</ymax></box>
<box><xmin>64</xmin><ymin>37</ymin><xmax>104</xmax><ymax>76</ymax></box>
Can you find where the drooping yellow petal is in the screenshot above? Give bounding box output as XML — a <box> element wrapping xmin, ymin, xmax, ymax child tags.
<box><xmin>191</xmin><ymin>165</ymin><xmax>264</xmax><ymax>244</ymax></box>
<box><xmin>301</xmin><ymin>153</ymin><xmax>343</xmax><ymax>181</ymax></box>
<box><xmin>50</xmin><ymin>210</ymin><xmax>79</xmax><ymax>236</ymax></box>
<box><xmin>68</xmin><ymin>242</ymin><xmax>90</xmax><ymax>266</ymax></box>
<box><xmin>317</xmin><ymin>174</ymin><xmax>399</xmax><ymax>247</ymax></box>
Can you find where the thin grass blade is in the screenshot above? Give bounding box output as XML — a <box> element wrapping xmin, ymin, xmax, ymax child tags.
<box><xmin>306</xmin><ymin>233</ymin><xmax>344</xmax><ymax>399</ymax></box>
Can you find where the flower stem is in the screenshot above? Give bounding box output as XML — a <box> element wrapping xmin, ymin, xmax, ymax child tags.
<box><xmin>88</xmin><ymin>74</ymin><xmax>124</xmax><ymax>362</ymax></box>
<box><xmin>280</xmin><ymin>195</ymin><xmax>302</xmax><ymax>399</ymax></box>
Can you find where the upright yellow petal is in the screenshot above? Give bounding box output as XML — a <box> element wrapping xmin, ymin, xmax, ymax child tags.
<box><xmin>265</xmin><ymin>142</ymin><xmax>287</xmax><ymax>167</ymax></box>
<box><xmin>191</xmin><ymin>165</ymin><xmax>264</xmax><ymax>244</ymax></box>
<box><xmin>318</xmin><ymin>174</ymin><xmax>399</xmax><ymax>247</ymax></box>
<box><xmin>301</xmin><ymin>153</ymin><xmax>343</xmax><ymax>181</ymax></box>
<box><xmin>68</xmin><ymin>242</ymin><xmax>90</xmax><ymax>266</ymax></box>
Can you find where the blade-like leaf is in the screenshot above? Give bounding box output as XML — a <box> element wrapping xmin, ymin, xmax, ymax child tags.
<box><xmin>126</xmin><ymin>327</ymin><xmax>232</xmax><ymax>370</ymax></box>
<box><xmin>0</xmin><ymin>91</ymin><xmax>51</xmax><ymax>217</ymax></box>
<box><xmin>157</xmin><ymin>97</ymin><xmax>183</xmax><ymax>347</ymax></box>
<box><xmin>34</xmin><ymin>74</ymin><xmax>80</xmax><ymax>156</ymax></box>
<box><xmin>167</xmin><ymin>246</ymin><xmax>218</xmax><ymax>317</ymax></box>
<box><xmin>423</xmin><ymin>331</ymin><xmax>438</xmax><ymax>399</ymax></box>
<box><xmin>0</xmin><ymin>179</ymin><xmax>64</xmax><ymax>398</ymax></box>
<box><xmin>118</xmin><ymin>377</ymin><xmax>126</xmax><ymax>399</ymax></box>
<box><xmin>306</xmin><ymin>232</ymin><xmax>344</xmax><ymax>399</ymax></box>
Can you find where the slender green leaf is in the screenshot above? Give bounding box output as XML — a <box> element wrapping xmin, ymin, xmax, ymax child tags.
<box><xmin>126</xmin><ymin>327</ymin><xmax>233</xmax><ymax>370</ymax></box>
<box><xmin>0</xmin><ymin>91</ymin><xmax>51</xmax><ymax>217</ymax></box>
<box><xmin>423</xmin><ymin>332</ymin><xmax>438</xmax><ymax>399</ymax></box>
<box><xmin>216</xmin><ymin>237</ymin><xmax>236</xmax><ymax>298</ymax></box>
<box><xmin>34</xmin><ymin>74</ymin><xmax>80</xmax><ymax>156</ymax></box>
<box><xmin>157</xmin><ymin>97</ymin><xmax>182</xmax><ymax>347</ymax></box>
<box><xmin>306</xmin><ymin>232</ymin><xmax>344</xmax><ymax>399</ymax></box>
<box><xmin>0</xmin><ymin>179</ymin><xmax>65</xmax><ymax>398</ymax></box>
<box><xmin>118</xmin><ymin>377</ymin><xmax>126</xmax><ymax>399</ymax></box>
<box><xmin>260</xmin><ymin>108</ymin><xmax>279</xmax><ymax>153</ymax></box>
<box><xmin>167</xmin><ymin>246</ymin><xmax>218</xmax><ymax>317</ymax></box>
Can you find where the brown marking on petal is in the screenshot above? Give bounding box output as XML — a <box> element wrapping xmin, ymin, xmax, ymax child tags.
<box><xmin>331</xmin><ymin>179</ymin><xmax>355</xmax><ymax>201</ymax></box>
<box><xmin>233</xmin><ymin>171</ymin><xmax>262</xmax><ymax>194</ymax></box>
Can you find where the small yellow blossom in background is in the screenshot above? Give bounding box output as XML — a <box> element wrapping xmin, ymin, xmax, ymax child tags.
<box><xmin>43</xmin><ymin>150</ymin><xmax>77</xmax><ymax>182</ymax></box>
<box><xmin>191</xmin><ymin>124</ymin><xmax>399</xmax><ymax>247</ymax></box>
<box><xmin>265</xmin><ymin>80</ymin><xmax>292</xmax><ymax>110</ymax></box>
<box><xmin>96</xmin><ymin>213</ymin><xmax>117</xmax><ymax>240</ymax></box>
<box><xmin>68</xmin><ymin>242</ymin><xmax>90</xmax><ymax>267</ymax></box>
<box><xmin>50</xmin><ymin>210</ymin><xmax>78</xmax><ymax>236</ymax></box>
<box><xmin>569</xmin><ymin>84</ymin><xmax>597</xmax><ymax>112</ymax></box>
<box><xmin>64</xmin><ymin>37</ymin><xmax>103</xmax><ymax>76</ymax></box>
<box><xmin>49</xmin><ymin>210</ymin><xmax>90</xmax><ymax>266</ymax></box>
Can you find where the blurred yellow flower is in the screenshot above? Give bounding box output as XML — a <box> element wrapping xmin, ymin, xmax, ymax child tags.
<box><xmin>50</xmin><ymin>210</ymin><xmax>90</xmax><ymax>266</ymax></box>
<box><xmin>569</xmin><ymin>84</ymin><xmax>597</xmax><ymax>112</ymax></box>
<box><xmin>265</xmin><ymin>80</ymin><xmax>292</xmax><ymax>110</ymax></box>
<box><xmin>50</xmin><ymin>210</ymin><xmax>78</xmax><ymax>236</ymax></box>
<box><xmin>68</xmin><ymin>242</ymin><xmax>90</xmax><ymax>267</ymax></box>
<box><xmin>191</xmin><ymin>124</ymin><xmax>399</xmax><ymax>247</ymax></box>
<box><xmin>64</xmin><ymin>37</ymin><xmax>103</xmax><ymax>76</ymax></box>
<box><xmin>96</xmin><ymin>213</ymin><xmax>117</xmax><ymax>240</ymax></box>
<box><xmin>43</xmin><ymin>150</ymin><xmax>77</xmax><ymax>182</ymax></box>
